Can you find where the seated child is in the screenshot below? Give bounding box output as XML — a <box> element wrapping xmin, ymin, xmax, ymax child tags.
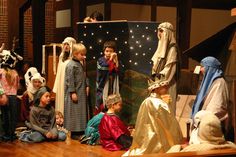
<box><xmin>20</xmin><ymin>67</ymin><xmax>45</xmax><ymax>122</ymax></box>
<box><xmin>167</xmin><ymin>112</ymin><xmax>236</xmax><ymax>152</ymax></box>
<box><xmin>19</xmin><ymin>86</ymin><xmax>66</xmax><ymax>142</ymax></box>
<box><xmin>80</xmin><ymin>112</ymin><xmax>105</xmax><ymax>145</ymax></box>
<box><xmin>123</xmin><ymin>78</ymin><xmax>183</xmax><ymax>156</ymax></box>
<box><xmin>99</xmin><ymin>94</ymin><xmax>132</xmax><ymax>151</ymax></box>
<box><xmin>55</xmin><ymin>111</ymin><xmax>68</xmax><ymax>141</ymax></box>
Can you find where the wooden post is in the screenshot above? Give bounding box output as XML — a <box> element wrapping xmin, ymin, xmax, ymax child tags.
<box><xmin>78</xmin><ymin>0</ymin><xmax>87</xmax><ymax>22</ymax></box>
<box><xmin>151</xmin><ymin>0</ymin><xmax>157</xmax><ymax>21</ymax></box>
<box><xmin>234</xmin><ymin>80</ymin><xmax>236</xmax><ymax>143</ymax></box>
<box><xmin>104</xmin><ymin>0</ymin><xmax>111</xmax><ymax>20</ymax></box>
<box><xmin>31</xmin><ymin>0</ymin><xmax>47</xmax><ymax>71</ymax></box>
<box><xmin>73</xmin><ymin>0</ymin><xmax>87</xmax><ymax>40</ymax></box>
<box><xmin>176</xmin><ymin>0</ymin><xmax>192</xmax><ymax>68</ymax></box>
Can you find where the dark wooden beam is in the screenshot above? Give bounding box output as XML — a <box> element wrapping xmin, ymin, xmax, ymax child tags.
<box><xmin>31</xmin><ymin>0</ymin><xmax>47</xmax><ymax>71</ymax></box>
<box><xmin>151</xmin><ymin>0</ymin><xmax>157</xmax><ymax>21</ymax></box>
<box><xmin>104</xmin><ymin>0</ymin><xmax>111</xmax><ymax>20</ymax></box>
<box><xmin>112</xmin><ymin>0</ymin><xmax>177</xmax><ymax>6</ymax></box>
<box><xmin>73</xmin><ymin>0</ymin><xmax>87</xmax><ymax>39</ymax></box>
<box><xmin>78</xmin><ymin>0</ymin><xmax>87</xmax><ymax>22</ymax></box>
<box><xmin>82</xmin><ymin>0</ymin><xmax>105</xmax><ymax>6</ymax></box>
<box><xmin>192</xmin><ymin>0</ymin><xmax>236</xmax><ymax>10</ymax></box>
<box><xmin>177</xmin><ymin>0</ymin><xmax>192</xmax><ymax>68</ymax></box>
<box><xmin>84</xmin><ymin>0</ymin><xmax>235</xmax><ymax>10</ymax></box>
<box><xmin>55</xmin><ymin>0</ymin><xmax>71</xmax><ymax>10</ymax></box>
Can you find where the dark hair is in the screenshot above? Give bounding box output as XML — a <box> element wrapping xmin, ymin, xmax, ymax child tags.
<box><xmin>103</xmin><ymin>41</ymin><xmax>117</xmax><ymax>52</ymax></box>
<box><xmin>90</xmin><ymin>11</ymin><xmax>103</xmax><ymax>21</ymax></box>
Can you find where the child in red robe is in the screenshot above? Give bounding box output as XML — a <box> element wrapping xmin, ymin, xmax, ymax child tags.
<box><xmin>99</xmin><ymin>94</ymin><xmax>132</xmax><ymax>151</ymax></box>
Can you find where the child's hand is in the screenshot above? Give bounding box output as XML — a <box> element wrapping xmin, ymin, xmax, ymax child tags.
<box><xmin>86</xmin><ymin>87</ymin><xmax>89</xmax><ymax>96</ymax></box>
<box><xmin>110</xmin><ymin>53</ymin><xmax>117</xmax><ymax>60</ymax></box>
<box><xmin>71</xmin><ymin>93</ymin><xmax>78</xmax><ymax>103</ymax></box>
<box><xmin>45</xmin><ymin>132</ymin><xmax>53</xmax><ymax>138</ymax></box>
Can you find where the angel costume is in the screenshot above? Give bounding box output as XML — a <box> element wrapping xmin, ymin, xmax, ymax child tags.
<box><xmin>151</xmin><ymin>22</ymin><xmax>179</xmax><ymax>114</ymax></box>
<box><xmin>53</xmin><ymin>37</ymin><xmax>76</xmax><ymax>114</ymax></box>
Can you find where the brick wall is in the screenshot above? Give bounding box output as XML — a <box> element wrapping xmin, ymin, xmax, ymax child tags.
<box><xmin>23</xmin><ymin>7</ymin><xmax>32</xmax><ymax>61</ymax></box>
<box><xmin>0</xmin><ymin>0</ymin><xmax>54</xmax><ymax>61</ymax></box>
<box><xmin>45</xmin><ymin>0</ymin><xmax>55</xmax><ymax>44</ymax></box>
<box><xmin>0</xmin><ymin>0</ymin><xmax>8</xmax><ymax>48</ymax></box>
<box><xmin>23</xmin><ymin>0</ymin><xmax>55</xmax><ymax>61</ymax></box>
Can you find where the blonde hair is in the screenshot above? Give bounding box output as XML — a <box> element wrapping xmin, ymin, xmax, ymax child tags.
<box><xmin>72</xmin><ymin>43</ymin><xmax>86</xmax><ymax>57</ymax></box>
<box><xmin>56</xmin><ymin>111</ymin><xmax>63</xmax><ymax>118</ymax></box>
<box><xmin>5</xmin><ymin>68</ymin><xmax>16</xmax><ymax>86</ymax></box>
<box><xmin>105</xmin><ymin>94</ymin><xmax>122</xmax><ymax>109</ymax></box>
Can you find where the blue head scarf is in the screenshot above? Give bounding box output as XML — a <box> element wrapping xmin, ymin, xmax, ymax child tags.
<box><xmin>191</xmin><ymin>56</ymin><xmax>223</xmax><ymax>118</ymax></box>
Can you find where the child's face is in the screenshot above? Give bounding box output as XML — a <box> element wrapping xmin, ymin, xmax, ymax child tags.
<box><xmin>155</xmin><ymin>85</ymin><xmax>168</xmax><ymax>95</ymax></box>
<box><xmin>157</xmin><ymin>28</ymin><xmax>164</xmax><ymax>39</ymax></box>
<box><xmin>40</xmin><ymin>92</ymin><xmax>51</xmax><ymax>106</ymax></box>
<box><xmin>104</xmin><ymin>47</ymin><xmax>115</xmax><ymax>59</ymax></box>
<box><xmin>74</xmin><ymin>51</ymin><xmax>86</xmax><ymax>61</ymax></box>
<box><xmin>113</xmin><ymin>101</ymin><xmax>122</xmax><ymax>113</ymax></box>
<box><xmin>32</xmin><ymin>79</ymin><xmax>42</xmax><ymax>90</ymax></box>
<box><xmin>63</xmin><ymin>43</ymin><xmax>70</xmax><ymax>52</ymax></box>
<box><xmin>56</xmin><ymin>114</ymin><xmax>64</xmax><ymax>126</ymax></box>
<box><xmin>200</xmin><ymin>66</ymin><xmax>205</xmax><ymax>75</ymax></box>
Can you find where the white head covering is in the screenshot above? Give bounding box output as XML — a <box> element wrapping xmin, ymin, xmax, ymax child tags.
<box><xmin>24</xmin><ymin>67</ymin><xmax>46</xmax><ymax>94</ymax></box>
<box><xmin>198</xmin><ymin>113</ymin><xmax>225</xmax><ymax>145</ymax></box>
<box><xmin>60</xmin><ymin>37</ymin><xmax>76</xmax><ymax>61</ymax></box>
<box><xmin>190</xmin><ymin>111</ymin><xmax>225</xmax><ymax>145</ymax></box>
<box><xmin>189</xmin><ymin>110</ymin><xmax>212</xmax><ymax>144</ymax></box>
<box><xmin>151</xmin><ymin>22</ymin><xmax>176</xmax><ymax>74</ymax></box>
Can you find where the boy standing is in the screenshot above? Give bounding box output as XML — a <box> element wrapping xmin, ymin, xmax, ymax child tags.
<box><xmin>64</xmin><ymin>43</ymin><xmax>87</xmax><ymax>140</ymax></box>
<box><xmin>96</xmin><ymin>41</ymin><xmax>119</xmax><ymax>114</ymax></box>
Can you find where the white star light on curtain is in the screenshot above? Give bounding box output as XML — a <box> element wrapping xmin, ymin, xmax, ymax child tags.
<box><xmin>77</xmin><ymin>22</ymin><xmax>159</xmax><ymax>74</ymax></box>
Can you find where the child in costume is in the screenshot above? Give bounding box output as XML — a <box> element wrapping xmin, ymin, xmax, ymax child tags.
<box><xmin>123</xmin><ymin>78</ymin><xmax>183</xmax><ymax>156</ymax></box>
<box><xmin>96</xmin><ymin>41</ymin><xmax>119</xmax><ymax>114</ymax></box>
<box><xmin>99</xmin><ymin>94</ymin><xmax>132</xmax><ymax>151</ymax></box>
<box><xmin>19</xmin><ymin>87</ymin><xmax>66</xmax><ymax>142</ymax></box>
<box><xmin>64</xmin><ymin>43</ymin><xmax>87</xmax><ymax>140</ymax></box>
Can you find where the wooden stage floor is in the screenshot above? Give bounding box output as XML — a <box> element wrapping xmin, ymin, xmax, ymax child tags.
<box><xmin>0</xmin><ymin>138</ymin><xmax>124</xmax><ymax>157</ymax></box>
<box><xmin>1</xmin><ymin>137</ymin><xmax>236</xmax><ymax>157</ymax></box>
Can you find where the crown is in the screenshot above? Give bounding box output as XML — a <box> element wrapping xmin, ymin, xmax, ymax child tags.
<box><xmin>105</xmin><ymin>94</ymin><xmax>122</xmax><ymax>107</ymax></box>
<box><xmin>148</xmin><ymin>77</ymin><xmax>169</xmax><ymax>91</ymax></box>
